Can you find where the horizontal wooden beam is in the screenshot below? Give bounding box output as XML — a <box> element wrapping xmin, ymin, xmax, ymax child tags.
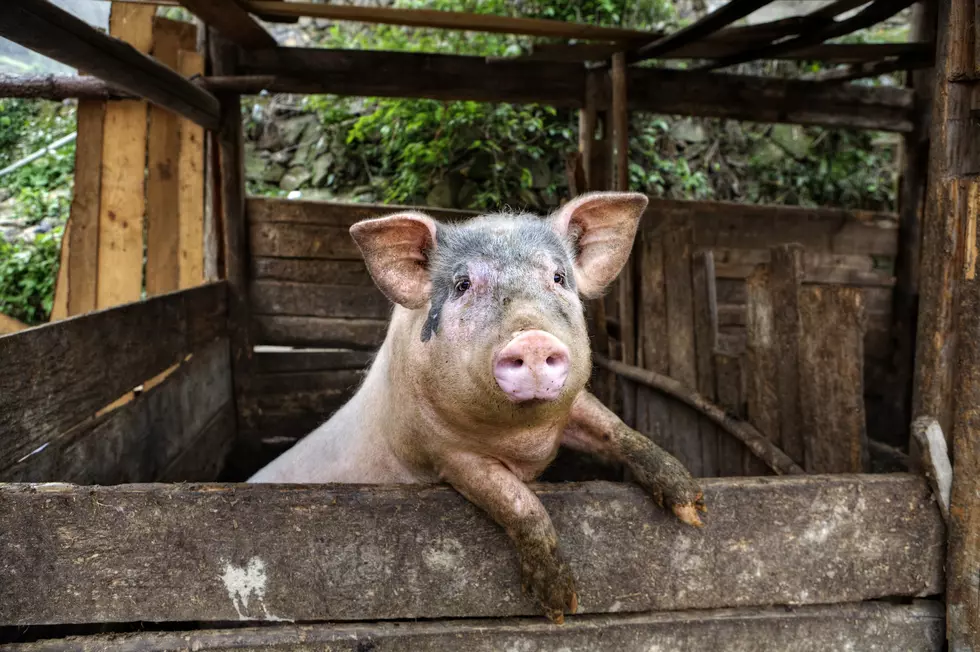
<box><xmin>643</xmin><ymin>197</ymin><xmax>899</xmax><ymax>256</ymax></box>
<box><xmin>177</xmin><ymin>0</ymin><xmax>278</xmax><ymax>49</ymax></box>
<box><xmin>0</xmin><ymin>0</ymin><xmax>220</xmax><ymax>130</ymax></box>
<box><xmin>0</xmin><ymin>474</ymin><xmax>944</xmax><ymax>626</ymax></box>
<box><xmin>1</xmin><ymin>602</ymin><xmax>945</xmax><ymax>651</ymax></box>
<box><xmin>233</xmin><ymin>48</ymin><xmax>916</xmax><ymax>132</ymax></box>
<box><xmin>2</xmin><ymin>339</ymin><xmax>235</xmax><ymax>485</ymax></box>
<box><xmin>244</xmin><ymin>0</ymin><xmax>655</xmax><ymax>42</ymax></box>
<box><xmin>0</xmin><ymin>282</ymin><xmax>228</xmax><ymax>474</ymax></box>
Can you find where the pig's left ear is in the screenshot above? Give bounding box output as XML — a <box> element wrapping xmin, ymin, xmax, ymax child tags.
<box><xmin>550</xmin><ymin>191</ymin><xmax>648</xmax><ymax>298</ymax></box>
<box><xmin>350</xmin><ymin>212</ymin><xmax>438</xmax><ymax>310</ymax></box>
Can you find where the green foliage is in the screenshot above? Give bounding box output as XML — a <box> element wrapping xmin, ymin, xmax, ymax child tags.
<box><xmin>0</xmin><ymin>227</ymin><xmax>62</xmax><ymax>324</ymax></box>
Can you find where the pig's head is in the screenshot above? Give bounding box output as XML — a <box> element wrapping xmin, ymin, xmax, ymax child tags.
<box><xmin>350</xmin><ymin>192</ymin><xmax>648</xmax><ymax>430</ymax></box>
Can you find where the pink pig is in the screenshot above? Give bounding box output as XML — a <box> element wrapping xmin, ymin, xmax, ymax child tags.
<box><xmin>250</xmin><ymin>191</ymin><xmax>705</xmax><ymax>623</ymax></box>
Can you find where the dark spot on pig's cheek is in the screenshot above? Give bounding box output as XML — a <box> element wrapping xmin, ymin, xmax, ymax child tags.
<box><xmin>421</xmin><ymin>286</ymin><xmax>450</xmax><ymax>343</ymax></box>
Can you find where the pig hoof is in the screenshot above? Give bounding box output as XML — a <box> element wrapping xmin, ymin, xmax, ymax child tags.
<box><xmin>520</xmin><ymin>550</ymin><xmax>578</xmax><ymax>624</ymax></box>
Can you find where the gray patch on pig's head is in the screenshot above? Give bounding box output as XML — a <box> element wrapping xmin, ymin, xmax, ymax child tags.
<box><xmin>420</xmin><ymin>213</ymin><xmax>578</xmax><ymax>342</ymax></box>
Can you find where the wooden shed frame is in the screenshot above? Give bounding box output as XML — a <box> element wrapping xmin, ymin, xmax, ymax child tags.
<box><xmin>0</xmin><ymin>0</ymin><xmax>976</xmax><ymax>649</ymax></box>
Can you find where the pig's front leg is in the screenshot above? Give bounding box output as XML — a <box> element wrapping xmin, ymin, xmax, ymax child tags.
<box><xmin>563</xmin><ymin>391</ymin><xmax>706</xmax><ymax>527</ymax></box>
<box><xmin>440</xmin><ymin>453</ymin><xmax>578</xmax><ymax>624</ymax></box>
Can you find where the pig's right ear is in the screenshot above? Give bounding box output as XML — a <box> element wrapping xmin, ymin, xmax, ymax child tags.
<box><xmin>350</xmin><ymin>212</ymin><xmax>438</xmax><ymax>310</ymax></box>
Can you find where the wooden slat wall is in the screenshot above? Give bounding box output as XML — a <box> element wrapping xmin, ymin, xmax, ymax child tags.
<box><xmin>0</xmin><ymin>282</ymin><xmax>228</xmax><ymax>480</ymax></box>
<box><xmin>244</xmin><ymin>196</ymin><xmax>898</xmax><ymax>475</ymax></box>
<box><xmin>1</xmin><ymin>602</ymin><xmax>945</xmax><ymax>651</ymax></box>
<box><xmin>0</xmin><ymin>475</ymin><xmax>943</xmax><ymax>626</ymax></box>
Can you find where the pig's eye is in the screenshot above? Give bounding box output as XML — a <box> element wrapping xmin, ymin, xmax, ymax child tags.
<box><xmin>455</xmin><ymin>278</ymin><xmax>471</xmax><ymax>294</ymax></box>
<box><xmin>553</xmin><ymin>271</ymin><xmax>566</xmax><ymax>285</ymax></box>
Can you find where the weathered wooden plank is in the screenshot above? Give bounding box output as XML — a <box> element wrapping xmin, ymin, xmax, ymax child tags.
<box><xmin>247</xmin><ymin>196</ymin><xmax>477</xmax><ymax>226</ymax></box>
<box><xmin>64</xmin><ymin>99</ymin><xmax>104</xmax><ymax>317</ymax></box>
<box><xmin>770</xmin><ymin>245</ymin><xmax>805</xmax><ymax>467</ymax></box>
<box><xmin>635</xmin><ymin>228</ymin><xmax>672</xmax><ymax>464</ymax></box>
<box><xmin>253</xmin><ymin>315</ymin><xmax>387</xmax><ymax>349</ymax></box>
<box><xmin>948</xmin><ymin>281</ymin><xmax>980</xmax><ymax>649</ymax></box>
<box><xmin>49</xmin><ymin>220</ymin><xmax>70</xmax><ymax>322</ymax></box>
<box><xmin>177</xmin><ymin>0</ymin><xmax>277</xmax><ymax>50</ymax></box>
<box><xmin>0</xmin><ymin>475</ymin><xmax>944</xmax><ymax>626</ymax></box>
<box><xmin>631</xmin><ymin>0</ymin><xmax>772</xmax><ymax>62</ymax></box>
<box><xmin>1</xmin><ymin>338</ymin><xmax>233</xmax><ymax>484</ymax></box>
<box><xmin>0</xmin><ymin>0</ymin><xmax>220</xmax><ymax>129</ymax></box>
<box><xmin>1</xmin><ymin>602</ymin><xmax>946</xmax><ymax>651</ymax></box>
<box><xmin>712</xmin><ymin>248</ymin><xmax>893</xmax><ymax>285</ymax></box>
<box><xmin>0</xmin><ymin>312</ymin><xmax>28</xmax><ymax>334</ymax></box>
<box><xmin>249</xmin><ymin>222</ymin><xmax>362</xmax><ymax>260</ymax></box>
<box><xmin>643</xmin><ymin>198</ymin><xmax>898</xmax><ymax>256</ymax></box>
<box><xmin>0</xmin><ymin>282</ymin><xmax>228</xmax><ymax>472</ymax></box>
<box><xmin>251</xmin><ymin>257</ymin><xmax>373</xmax><ymax>285</ymax></box>
<box><xmin>157</xmin><ymin>400</ymin><xmax>236</xmax><ymax>483</ymax></box>
<box><xmin>233</xmin><ymin>49</ymin><xmax>915</xmax><ymax>132</ymax></box>
<box><xmin>663</xmin><ymin>224</ymin><xmax>702</xmax><ymax>476</ymax></box>
<box><xmin>177</xmin><ymin>49</ymin><xmax>207</xmax><ymax>289</ymax></box>
<box><xmin>96</xmin><ymin>5</ymin><xmax>152</xmax><ymax>309</ymax></box>
<box><xmin>145</xmin><ymin>18</ymin><xmax>197</xmax><ymax>298</ymax></box>
<box><xmin>799</xmin><ymin>286</ymin><xmax>868</xmax><ymax>474</ymax></box>
<box><xmin>692</xmin><ymin>250</ymin><xmax>720</xmax><ymax>477</ymax></box>
<box><xmin>743</xmin><ymin>266</ymin><xmax>778</xmax><ymax>476</ymax></box>
<box><xmin>714</xmin><ymin>350</ymin><xmax>747</xmax><ymax>476</ymax></box>
<box><xmin>250</xmin><ymin>280</ymin><xmax>391</xmax><ymax>320</ymax></box>
<box><xmin>253</xmin><ymin>349</ymin><xmax>375</xmax><ymax>374</ymax></box>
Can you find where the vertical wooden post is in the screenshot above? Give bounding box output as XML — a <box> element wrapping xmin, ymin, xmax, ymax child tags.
<box><xmin>96</xmin><ymin>4</ymin><xmax>153</xmax><ymax>310</ymax></box>
<box><xmin>948</xmin><ymin>280</ymin><xmax>980</xmax><ymax>650</ymax></box>
<box><xmin>692</xmin><ymin>250</ymin><xmax>720</xmax><ymax>477</ymax></box>
<box><xmin>178</xmin><ymin>49</ymin><xmax>207</xmax><ymax>289</ymax></box>
<box><xmin>770</xmin><ymin>244</ymin><xmax>805</xmax><ymax>466</ymax></box>
<box><xmin>799</xmin><ymin>286</ymin><xmax>868</xmax><ymax>473</ymax></box>
<box><xmin>210</xmin><ymin>31</ymin><xmax>255</xmax><ymax>476</ymax></box>
<box><xmin>663</xmin><ymin>224</ymin><xmax>702</xmax><ymax>476</ymax></box>
<box><xmin>145</xmin><ymin>17</ymin><xmax>197</xmax><ymax>298</ymax></box>
<box><xmin>912</xmin><ymin>0</ymin><xmax>980</xmax><ymax>445</ymax></box>
<box><xmin>714</xmin><ymin>350</ymin><xmax>746</xmax><ymax>476</ymax></box>
<box><xmin>889</xmin><ymin>1</ymin><xmax>937</xmax><ymax>453</ymax></box>
<box><xmin>744</xmin><ymin>265</ymin><xmax>778</xmax><ymax>475</ymax></box>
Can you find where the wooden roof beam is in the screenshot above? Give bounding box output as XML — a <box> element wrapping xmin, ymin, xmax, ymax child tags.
<box><xmin>176</xmin><ymin>0</ymin><xmax>278</xmax><ymax>50</ymax></box>
<box><xmin>0</xmin><ymin>0</ymin><xmax>220</xmax><ymax>130</ymax></box>
<box><xmin>629</xmin><ymin>0</ymin><xmax>776</xmax><ymax>63</ymax></box>
<box><xmin>701</xmin><ymin>0</ymin><xmax>922</xmax><ymax>71</ymax></box>
<box><xmin>243</xmin><ymin>0</ymin><xmax>657</xmax><ymax>42</ymax></box>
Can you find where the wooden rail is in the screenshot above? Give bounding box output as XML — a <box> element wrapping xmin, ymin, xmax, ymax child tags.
<box><xmin>0</xmin><ymin>475</ymin><xmax>944</xmax><ymax>626</ymax></box>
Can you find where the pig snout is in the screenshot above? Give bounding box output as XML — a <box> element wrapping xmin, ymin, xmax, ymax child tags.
<box><xmin>493</xmin><ymin>330</ymin><xmax>571</xmax><ymax>402</ymax></box>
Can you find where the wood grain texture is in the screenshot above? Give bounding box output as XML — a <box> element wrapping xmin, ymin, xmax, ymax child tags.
<box><xmin>249</xmin><ymin>222</ymin><xmax>362</xmax><ymax>259</ymax></box>
<box><xmin>0</xmin><ymin>475</ymin><xmax>944</xmax><ymax>626</ymax></box>
<box><xmin>692</xmin><ymin>250</ymin><xmax>720</xmax><ymax>477</ymax></box>
<box><xmin>247</xmin><ymin>196</ymin><xmax>477</xmax><ymax>225</ymax></box>
<box><xmin>744</xmin><ymin>266</ymin><xmax>778</xmax><ymax>475</ymax></box>
<box><xmin>0</xmin><ymin>282</ymin><xmax>227</xmax><ymax>472</ymax></box>
<box><xmin>95</xmin><ymin>4</ymin><xmax>153</xmax><ymax>309</ymax></box>
<box><xmin>0</xmin><ymin>1</ymin><xmax>219</xmax><ymax>129</ymax></box>
<box><xmin>49</xmin><ymin>219</ymin><xmax>70</xmax><ymax>321</ymax></box>
<box><xmin>663</xmin><ymin>225</ymin><xmax>701</xmax><ymax>476</ymax></box>
<box><xmin>253</xmin><ymin>315</ymin><xmax>387</xmax><ymax>348</ymax></box>
<box><xmin>65</xmin><ymin>99</ymin><xmax>104</xmax><ymax>317</ymax></box>
<box><xmin>250</xmin><ymin>257</ymin><xmax>373</xmax><ymax>285</ymax></box>
<box><xmin>178</xmin><ymin>49</ymin><xmax>206</xmax><ymax>289</ymax></box>
<box><xmin>233</xmin><ymin>49</ymin><xmax>915</xmax><ymax>131</ymax></box>
<box><xmin>642</xmin><ymin>197</ymin><xmax>898</xmax><ymax>256</ymax></box>
<box><xmin>1</xmin><ymin>603</ymin><xmax>945</xmax><ymax>651</ymax></box>
<box><xmin>948</xmin><ymin>281</ymin><xmax>980</xmax><ymax>650</ymax></box>
<box><xmin>0</xmin><ymin>312</ymin><xmax>27</xmax><ymax>334</ymax></box>
<box><xmin>145</xmin><ymin>18</ymin><xmax>197</xmax><ymax>298</ymax></box>
<box><xmin>769</xmin><ymin>244</ymin><xmax>805</xmax><ymax>466</ymax></box>
<box><xmin>1</xmin><ymin>338</ymin><xmax>233</xmax><ymax>484</ymax></box>
<box><xmin>250</xmin><ymin>280</ymin><xmax>390</xmax><ymax>319</ymax></box>
<box><xmin>799</xmin><ymin>286</ymin><xmax>868</xmax><ymax>474</ymax></box>
<box><xmin>714</xmin><ymin>351</ymin><xmax>747</xmax><ymax>476</ymax></box>
<box><xmin>177</xmin><ymin>0</ymin><xmax>277</xmax><ymax>49</ymax></box>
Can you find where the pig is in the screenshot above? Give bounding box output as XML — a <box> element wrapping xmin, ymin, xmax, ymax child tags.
<box><xmin>249</xmin><ymin>191</ymin><xmax>705</xmax><ymax>623</ymax></box>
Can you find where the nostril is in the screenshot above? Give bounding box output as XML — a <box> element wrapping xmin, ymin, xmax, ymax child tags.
<box><xmin>511</xmin><ymin>358</ymin><xmax>524</xmax><ymax>369</ymax></box>
<box><xmin>546</xmin><ymin>355</ymin><xmax>557</xmax><ymax>366</ymax></box>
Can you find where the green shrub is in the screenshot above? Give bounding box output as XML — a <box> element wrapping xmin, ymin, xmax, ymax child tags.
<box><xmin>0</xmin><ymin>227</ymin><xmax>62</xmax><ymax>325</ymax></box>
